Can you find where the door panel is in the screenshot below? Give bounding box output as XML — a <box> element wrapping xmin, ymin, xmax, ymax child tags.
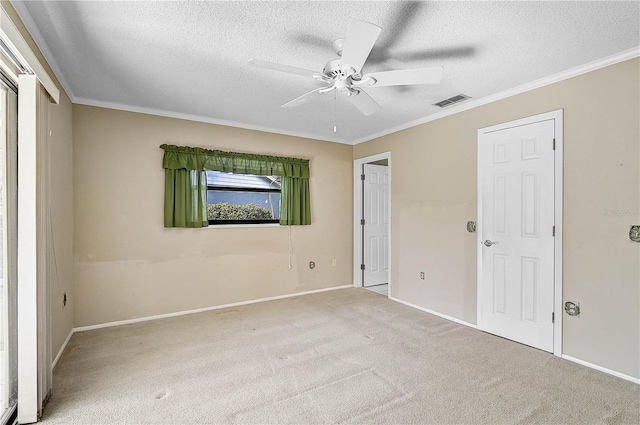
<box><xmin>479</xmin><ymin>119</ymin><xmax>555</xmax><ymax>352</ymax></box>
<box><xmin>363</xmin><ymin>164</ymin><xmax>389</xmax><ymax>287</ymax></box>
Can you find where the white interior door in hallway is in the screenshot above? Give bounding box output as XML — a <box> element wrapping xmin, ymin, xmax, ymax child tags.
<box><xmin>478</xmin><ymin>118</ymin><xmax>557</xmax><ymax>353</ymax></box>
<box><xmin>362</xmin><ymin>164</ymin><xmax>389</xmax><ymax>287</ymax></box>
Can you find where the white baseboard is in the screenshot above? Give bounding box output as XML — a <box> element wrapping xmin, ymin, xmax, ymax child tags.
<box><xmin>52</xmin><ymin>288</ymin><xmax>640</xmax><ymax>389</ymax></box>
<box><xmin>52</xmin><ymin>328</ymin><xmax>75</xmax><ymax>369</ymax></box>
<box><xmin>74</xmin><ymin>285</ymin><xmax>352</xmax><ymax>332</ymax></box>
<box><xmin>562</xmin><ymin>354</ymin><xmax>640</xmax><ymax>385</ymax></box>
<box><xmin>389</xmin><ymin>296</ymin><xmax>478</xmax><ymax>329</ymax></box>
<box><xmin>389</xmin><ymin>296</ymin><xmax>640</xmax><ymax>385</ymax></box>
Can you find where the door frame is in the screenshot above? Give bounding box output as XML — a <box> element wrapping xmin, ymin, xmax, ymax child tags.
<box><xmin>353</xmin><ymin>152</ymin><xmax>391</xmax><ymax>293</ymax></box>
<box><xmin>477</xmin><ymin>109</ymin><xmax>563</xmax><ymax>357</ymax></box>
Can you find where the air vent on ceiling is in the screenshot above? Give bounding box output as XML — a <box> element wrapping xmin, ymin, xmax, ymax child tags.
<box><xmin>433</xmin><ymin>94</ymin><xmax>471</xmax><ymax>108</ymax></box>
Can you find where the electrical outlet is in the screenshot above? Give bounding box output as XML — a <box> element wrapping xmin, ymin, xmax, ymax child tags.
<box><xmin>332</xmin><ymin>259</ymin><xmax>337</xmax><ymax>267</ymax></box>
<box><xmin>309</xmin><ymin>261</ymin><xmax>315</xmax><ymax>269</ymax></box>
<box><xmin>420</xmin><ymin>271</ymin><xmax>425</xmax><ymax>280</ymax></box>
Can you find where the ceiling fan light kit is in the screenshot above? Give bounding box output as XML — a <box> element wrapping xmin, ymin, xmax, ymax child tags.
<box><xmin>249</xmin><ymin>19</ymin><xmax>444</xmax><ymax>117</ymax></box>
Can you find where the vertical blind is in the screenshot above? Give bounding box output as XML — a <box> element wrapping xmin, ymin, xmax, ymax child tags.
<box><xmin>160</xmin><ymin>144</ymin><xmax>311</xmax><ymax>227</ymax></box>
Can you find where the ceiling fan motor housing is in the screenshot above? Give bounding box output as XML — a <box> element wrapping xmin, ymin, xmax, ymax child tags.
<box><xmin>321</xmin><ymin>59</ymin><xmax>361</xmax><ymax>95</ymax></box>
<box><xmin>323</xmin><ymin>59</ymin><xmax>359</xmax><ymax>79</ymax></box>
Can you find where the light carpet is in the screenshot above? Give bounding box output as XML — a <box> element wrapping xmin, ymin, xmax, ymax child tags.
<box><xmin>43</xmin><ymin>288</ymin><xmax>639</xmax><ymax>424</ymax></box>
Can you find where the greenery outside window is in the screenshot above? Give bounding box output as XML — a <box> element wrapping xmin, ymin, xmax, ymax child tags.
<box><xmin>206</xmin><ymin>171</ymin><xmax>281</xmax><ymax>225</ymax></box>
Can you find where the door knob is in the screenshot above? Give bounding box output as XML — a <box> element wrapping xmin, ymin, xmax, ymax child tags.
<box><xmin>483</xmin><ymin>239</ymin><xmax>498</xmax><ymax>247</ymax></box>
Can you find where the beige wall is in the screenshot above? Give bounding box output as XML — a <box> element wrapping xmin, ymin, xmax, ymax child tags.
<box><xmin>1</xmin><ymin>1</ymin><xmax>75</xmax><ymax>359</ymax></box>
<box><xmin>73</xmin><ymin>105</ymin><xmax>353</xmax><ymax>327</ymax></box>
<box><xmin>47</xmin><ymin>91</ymin><xmax>74</xmax><ymax>358</ymax></box>
<box><xmin>354</xmin><ymin>58</ymin><xmax>640</xmax><ymax>379</ymax></box>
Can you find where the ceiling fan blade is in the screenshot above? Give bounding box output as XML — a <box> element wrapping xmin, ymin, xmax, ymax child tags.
<box><xmin>281</xmin><ymin>87</ymin><xmax>326</xmax><ymax>108</ymax></box>
<box><xmin>339</xmin><ymin>20</ymin><xmax>382</xmax><ymax>74</ymax></box>
<box><xmin>362</xmin><ymin>67</ymin><xmax>444</xmax><ymax>87</ymax></box>
<box><xmin>248</xmin><ymin>59</ymin><xmax>320</xmax><ymax>79</ymax></box>
<box><xmin>348</xmin><ymin>89</ymin><xmax>381</xmax><ymax>116</ymax></box>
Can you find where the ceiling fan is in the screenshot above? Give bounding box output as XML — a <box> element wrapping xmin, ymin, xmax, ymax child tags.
<box><xmin>249</xmin><ymin>19</ymin><xmax>443</xmax><ymax>116</ymax></box>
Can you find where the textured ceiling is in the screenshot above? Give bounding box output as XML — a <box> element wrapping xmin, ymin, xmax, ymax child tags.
<box><xmin>11</xmin><ymin>1</ymin><xmax>640</xmax><ymax>144</ymax></box>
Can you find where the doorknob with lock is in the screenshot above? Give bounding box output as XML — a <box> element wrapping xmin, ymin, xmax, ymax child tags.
<box><xmin>483</xmin><ymin>239</ymin><xmax>498</xmax><ymax>247</ymax></box>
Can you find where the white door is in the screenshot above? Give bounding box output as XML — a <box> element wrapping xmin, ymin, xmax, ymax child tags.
<box><xmin>363</xmin><ymin>164</ymin><xmax>389</xmax><ymax>287</ymax></box>
<box><xmin>478</xmin><ymin>119</ymin><xmax>555</xmax><ymax>352</ymax></box>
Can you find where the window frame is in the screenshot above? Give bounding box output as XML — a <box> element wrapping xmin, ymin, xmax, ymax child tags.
<box><xmin>206</xmin><ymin>175</ymin><xmax>281</xmax><ymax>226</ymax></box>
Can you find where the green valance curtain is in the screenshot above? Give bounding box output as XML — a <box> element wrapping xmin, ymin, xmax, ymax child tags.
<box><xmin>161</xmin><ymin>144</ymin><xmax>310</xmax><ymax>227</ymax></box>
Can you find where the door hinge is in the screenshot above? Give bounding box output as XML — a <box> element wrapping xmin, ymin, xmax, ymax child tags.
<box><xmin>552</xmin><ymin>226</ymin><xmax>555</xmax><ymax>237</ymax></box>
<box><xmin>552</xmin><ymin>312</ymin><xmax>555</xmax><ymax>323</ymax></box>
<box><xmin>361</xmin><ymin>219</ymin><xmax>365</xmax><ymax>225</ymax></box>
<box><xmin>360</xmin><ymin>264</ymin><xmax>365</xmax><ymax>271</ymax></box>
<box><xmin>553</xmin><ymin>138</ymin><xmax>556</xmax><ymax>150</ymax></box>
<box><xmin>361</xmin><ymin>174</ymin><xmax>365</xmax><ymax>181</ymax></box>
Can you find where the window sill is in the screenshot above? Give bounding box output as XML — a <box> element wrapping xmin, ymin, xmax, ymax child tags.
<box><xmin>204</xmin><ymin>223</ymin><xmax>281</xmax><ymax>229</ymax></box>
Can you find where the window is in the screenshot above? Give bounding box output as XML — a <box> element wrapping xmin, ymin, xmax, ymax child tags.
<box><xmin>161</xmin><ymin>144</ymin><xmax>310</xmax><ymax>228</ymax></box>
<box><xmin>206</xmin><ymin>171</ymin><xmax>281</xmax><ymax>225</ymax></box>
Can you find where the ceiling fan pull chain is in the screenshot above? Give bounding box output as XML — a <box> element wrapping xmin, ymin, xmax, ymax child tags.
<box><xmin>333</xmin><ymin>90</ymin><xmax>337</xmax><ymax>133</ymax></box>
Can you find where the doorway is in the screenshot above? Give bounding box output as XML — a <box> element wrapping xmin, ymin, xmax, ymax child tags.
<box><xmin>353</xmin><ymin>153</ymin><xmax>391</xmax><ymax>296</ymax></box>
<box><xmin>477</xmin><ymin>110</ymin><xmax>563</xmax><ymax>356</ymax></box>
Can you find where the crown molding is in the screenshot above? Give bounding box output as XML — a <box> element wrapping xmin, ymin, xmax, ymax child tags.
<box><xmin>352</xmin><ymin>47</ymin><xmax>640</xmax><ymax>144</ymax></box>
<box><xmin>77</xmin><ymin>47</ymin><xmax>640</xmax><ymax>145</ymax></box>
<box><xmin>73</xmin><ymin>97</ymin><xmax>353</xmax><ymax>145</ymax></box>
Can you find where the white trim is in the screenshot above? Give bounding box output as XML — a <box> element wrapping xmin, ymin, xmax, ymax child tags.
<box><xmin>390</xmin><ymin>296</ymin><xmax>478</xmax><ymax>329</ymax></box>
<box><xmin>73</xmin><ymin>285</ymin><xmax>352</xmax><ymax>332</ymax></box>
<box><xmin>352</xmin><ymin>152</ymin><xmax>392</xmax><ymax>293</ymax></box>
<box><xmin>476</xmin><ymin>109</ymin><xmax>564</xmax><ymax>357</ymax></box>
<box><xmin>478</xmin><ymin>110</ymin><xmax>562</xmax><ymax>135</ymax></box>
<box><xmin>391</xmin><ymin>293</ymin><xmax>639</xmax><ymax>386</ymax></box>
<box><xmin>0</xmin><ymin>6</ymin><xmax>59</xmax><ymax>104</ymax></box>
<box><xmin>73</xmin><ymin>97</ymin><xmax>352</xmax><ymax>146</ymax></box>
<box><xmin>476</xmin><ymin>143</ymin><xmax>483</xmax><ymax>331</ymax></box>
<box><xmin>17</xmin><ymin>74</ymin><xmax>39</xmax><ymax>425</ymax></box>
<box><xmin>552</xmin><ymin>113</ymin><xmax>564</xmax><ymax>357</ymax></box>
<box><xmin>52</xmin><ymin>328</ymin><xmax>74</xmax><ymax>370</ymax></box>
<box><xmin>352</xmin><ymin>47</ymin><xmax>639</xmax><ymax>145</ymax></box>
<box><xmin>562</xmin><ymin>355</ymin><xmax>640</xmax><ymax>385</ymax></box>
